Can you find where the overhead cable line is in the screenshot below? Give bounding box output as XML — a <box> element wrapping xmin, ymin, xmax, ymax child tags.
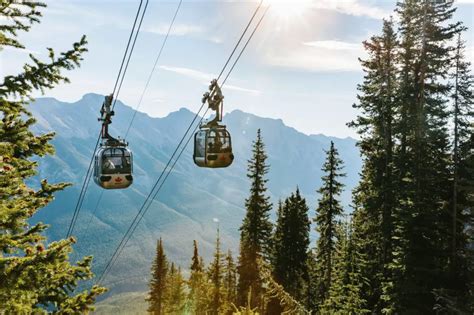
<box><xmin>112</xmin><ymin>0</ymin><xmax>150</xmax><ymax>110</ymax></box>
<box><xmin>217</xmin><ymin>0</ymin><xmax>264</xmax><ymax>82</ymax></box>
<box><xmin>125</xmin><ymin>0</ymin><xmax>184</xmax><ymax>138</ymax></box>
<box><xmin>78</xmin><ymin>0</ymin><xmax>183</xmax><ymax>246</ymax></box>
<box><xmin>96</xmin><ymin>2</ymin><xmax>270</xmax><ymax>286</ymax></box>
<box><xmin>222</xmin><ymin>4</ymin><xmax>269</xmax><ymax>86</ymax></box>
<box><xmin>66</xmin><ymin>0</ymin><xmax>149</xmax><ymax>239</ymax></box>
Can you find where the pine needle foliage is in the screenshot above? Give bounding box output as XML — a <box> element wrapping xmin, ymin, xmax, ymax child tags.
<box><xmin>223</xmin><ymin>249</ymin><xmax>238</xmax><ymax>314</ymax></box>
<box><xmin>271</xmin><ymin>189</ymin><xmax>310</xmax><ymax>303</ymax></box>
<box><xmin>164</xmin><ymin>263</ymin><xmax>186</xmax><ymax>314</ymax></box>
<box><xmin>237</xmin><ymin>129</ymin><xmax>273</xmax><ymax>308</ymax></box>
<box><xmin>0</xmin><ymin>1</ymin><xmax>105</xmax><ymax>313</ymax></box>
<box><xmin>313</xmin><ymin>141</ymin><xmax>346</xmax><ymax>310</ymax></box>
<box><xmin>208</xmin><ymin>227</ymin><xmax>225</xmax><ymax>315</ymax></box>
<box><xmin>187</xmin><ymin>240</ymin><xmax>211</xmax><ymax>314</ymax></box>
<box><xmin>147</xmin><ymin>238</ymin><xmax>168</xmax><ymax>315</ymax></box>
<box><xmin>348</xmin><ymin>0</ymin><xmax>473</xmax><ymax>313</ymax></box>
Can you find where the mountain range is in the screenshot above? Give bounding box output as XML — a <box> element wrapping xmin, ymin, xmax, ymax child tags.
<box><xmin>29</xmin><ymin>93</ymin><xmax>362</xmax><ymax>300</ymax></box>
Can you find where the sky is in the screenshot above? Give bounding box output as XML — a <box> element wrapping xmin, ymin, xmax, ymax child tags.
<box><xmin>1</xmin><ymin>0</ymin><xmax>473</xmax><ymax>138</ymax></box>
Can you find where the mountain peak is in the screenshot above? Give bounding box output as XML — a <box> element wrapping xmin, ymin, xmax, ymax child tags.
<box><xmin>164</xmin><ymin>107</ymin><xmax>196</xmax><ymax>120</ymax></box>
<box><xmin>79</xmin><ymin>93</ymin><xmax>104</xmax><ymax>103</ymax></box>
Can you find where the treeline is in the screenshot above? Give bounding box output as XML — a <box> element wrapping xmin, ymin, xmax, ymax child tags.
<box><xmin>347</xmin><ymin>0</ymin><xmax>473</xmax><ymax>313</ymax></box>
<box><xmin>145</xmin><ymin>131</ymin><xmax>358</xmax><ymax>315</ymax></box>
<box><xmin>147</xmin><ymin>0</ymin><xmax>473</xmax><ymax>314</ymax></box>
<box><xmin>147</xmin><ymin>130</ymin><xmax>308</xmax><ymax>314</ymax></box>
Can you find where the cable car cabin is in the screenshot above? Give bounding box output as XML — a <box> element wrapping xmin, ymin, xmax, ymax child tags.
<box><xmin>194</xmin><ymin>126</ymin><xmax>234</xmax><ymax>168</ymax></box>
<box><xmin>94</xmin><ymin>146</ymin><xmax>133</xmax><ymax>189</ymax></box>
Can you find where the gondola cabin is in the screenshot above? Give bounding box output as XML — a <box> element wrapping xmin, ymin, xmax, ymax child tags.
<box><xmin>194</xmin><ymin>125</ymin><xmax>234</xmax><ymax>168</ymax></box>
<box><xmin>94</xmin><ymin>146</ymin><xmax>133</xmax><ymax>189</ymax></box>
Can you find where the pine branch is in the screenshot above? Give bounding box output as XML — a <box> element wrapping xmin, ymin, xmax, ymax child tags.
<box><xmin>0</xmin><ymin>35</ymin><xmax>88</xmax><ymax>98</ymax></box>
<box><xmin>257</xmin><ymin>259</ymin><xmax>310</xmax><ymax>315</ymax></box>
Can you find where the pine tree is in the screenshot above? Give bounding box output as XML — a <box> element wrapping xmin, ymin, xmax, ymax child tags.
<box><xmin>313</xmin><ymin>141</ymin><xmax>346</xmax><ymax>310</ymax></box>
<box><xmin>208</xmin><ymin>226</ymin><xmax>224</xmax><ymax>315</ymax></box>
<box><xmin>389</xmin><ymin>1</ymin><xmax>462</xmax><ymax>312</ymax></box>
<box><xmin>237</xmin><ymin>129</ymin><xmax>273</xmax><ymax>309</ymax></box>
<box><xmin>187</xmin><ymin>240</ymin><xmax>210</xmax><ymax>314</ymax></box>
<box><xmin>271</xmin><ymin>189</ymin><xmax>310</xmax><ymax>302</ymax></box>
<box><xmin>147</xmin><ymin>238</ymin><xmax>168</xmax><ymax>315</ymax></box>
<box><xmin>258</xmin><ymin>258</ymin><xmax>309</xmax><ymax>314</ymax></box>
<box><xmin>347</xmin><ymin>18</ymin><xmax>398</xmax><ymax>312</ymax></box>
<box><xmin>223</xmin><ymin>250</ymin><xmax>238</xmax><ymax>314</ymax></box>
<box><xmin>442</xmin><ymin>30</ymin><xmax>474</xmax><ymax>312</ymax></box>
<box><xmin>321</xmin><ymin>220</ymin><xmax>367</xmax><ymax>314</ymax></box>
<box><xmin>306</xmin><ymin>249</ymin><xmax>319</xmax><ymax>312</ymax></box>
<box><xmin>0</xmin><ymin>1</ymin><xmax>106</xmax><ymax>312</ymax></box>
<box><xmin>347</xmin><ymin>1</ymin><xmax>469</xmax><ymax>312</ymax></box>
<box><xmin>164</xmin><ymin>263</ymin><xmax>186</xmax><ymax>314</ymax></box>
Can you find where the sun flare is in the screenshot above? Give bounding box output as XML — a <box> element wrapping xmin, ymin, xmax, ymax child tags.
<box><xmin>266</xmin><ymin>0</ymin><xmax>313</xmax><ymax>20</ymax></box>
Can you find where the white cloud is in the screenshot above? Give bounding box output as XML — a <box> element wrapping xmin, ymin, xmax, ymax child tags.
<box><xmin>158</xmin><ymin>65</ymin><xmax>260</xmax><ymax>94</ymax></box>
<box><xmin>311</xmin><ymin>0</ymin><xmax>391</xmax><ymax>20</ymax></box>
<box><xmin>224</xmin><ymin>84</ymin><xmax>261</xmax><ymax>95</ymax></box>
<box><xmin>267</xmin><ymin>39</ymin><xmax>365</xmax><ymax>72</ymax></box>
<box><xmin>304</xmin><ymin>40</ymin><xmax>361</xmax><ymax>51</ymax></box>
<box><xmin>152</xmin><ymin>98</ymin><xmax>165</xmax><ymax>104</ymax></box>
<box><xmin>159</xmin><ymin>65</ymin><xmax>214</xmax><ymax>81</ymax></box>
<box><xmin>144</xmin><ymin>23</ymin><xmax>223</xmax><ymax>44</ymax></box>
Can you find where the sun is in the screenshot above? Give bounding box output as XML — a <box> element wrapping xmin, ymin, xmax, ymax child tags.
<box><xmin>266</xmin><ymin>0</ymin><xmax>313</xmax><ymax>20</ymax></box>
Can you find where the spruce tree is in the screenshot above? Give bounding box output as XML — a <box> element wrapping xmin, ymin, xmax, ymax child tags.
<box><xmin>347</xmin><ymin>1</ymin><xmax>470</xmax><ymax>312</ymax></box>
<box><xmin>443</xmin><ymin>30</ymin><xmax>474</xmax><ymax>312</ymax></box>
<box><xmin>164</xmin><ymin>263</ymin><xmax>186</xmax><ymax>314</ymax></box>
<box><xmin>313</xmin><ymin>141</ymin><xmax>346</xmax><ymax>310</ymax></box>
<box><xmin>389</xmin><ymin>1</ymin><xmax>462</xmax><ymax>312</ymax></box>
<box><xmin>223</xmin><ymin>250</ymin><xmax>238</xmax><ymax>314</ymax></box>
<box><xmin>0</xmin><ymin>1</ymin><xmax>105</xmax><ymax>312</ymax></box>
<box><xmin>147</xmin><ymin>238</ymin><xmax>168</xmax><ymax>315</ymax></box>
<box><xmin>208</xmin><ymin>227</ymin><xmax>224</xmax><ymax>315</ymax></box>
<box><xmin>271</xmin><ymin>189</ymin><xmax>310</xmax><ymax>302</ymax></box>
<box><xmin>187</xmin><ymin>240</ymin><xmax>210</xmax><ymax>314</ymax></box>
<box><xmin>321</xmin><ymin>221</ymin><xmax>367</xmax><ymax>314</ymax></box>
<box><xmin>348</xmin><ymin>18</ymin><xmax>398</xmax><ymax>312</ymax></box>
<box><xmin>306</xmin><ymin>249</ymin><xmax>319</xmax><ymax>312</ymax></box>
<box><xmin>237</xmin><ymin>129</ymin><xmax>273</xmax><ymax>309</ymax></box>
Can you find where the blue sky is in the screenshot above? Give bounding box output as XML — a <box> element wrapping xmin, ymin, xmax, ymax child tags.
<box><xmin>1</xmin><ymin>0</ymin><xmax>473</xmax><ymax>137</ymax></box>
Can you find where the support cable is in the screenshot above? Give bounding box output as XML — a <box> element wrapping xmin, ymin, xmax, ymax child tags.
<box><xmin>96</xmin><ymin>3</ymin><xmax>270</xmax><ymax>285</ymax></box>
<box><xmin>66</xmin><ymin>0</ymin><xmax>149</xmax><ymax>238</ymax></box>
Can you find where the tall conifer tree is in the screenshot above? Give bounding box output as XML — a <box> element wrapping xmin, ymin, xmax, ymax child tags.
<box><xmin>163</xmin><ymin>263</ymin><xmax>186</xmax><ymax>314</ymax></box>
<box><xmin>187</xmin><ymin>240</ymin><xmax>210</xmax><ymax>314</ymax></box>
<box><xmin>348</xmin><ymin>1</ymin><xmax>471</xmax><ymax>312</ymax></box>
<box><xmin>313</xmin><ymin>141</ymin><xmax>345</xmax><ymax>310</ymax></box>
<box><xmin>208</xmin><ymin>226</ymin><xmax>224</xmax><ymax>315</ymax></box>
<box><xmin>147</xmin><ymin>238</ymin><xmax>168</xmax><ymax>315</ymax></box>
<box><xmin>390</xmin><ymin>1</ymin><xmax>462</xmax><ymax>312</ymax></box>
<box><xmin>237</xmin><ymin>129</ymin><xmax>273</xmax><ymax>309</ymax></box>
<box><xmin>348</xmin><ymin>18</ymin><xmax>398</xmax><ymax>312</ymax></box>
<box><xmin>321</xmin><ymin>221</ymin><xmax>367</xmax><ymax>314</ymax></box>
<box><xmin>443</xmin><ymin>30</ymin><xmax>474</xmax><ymax>312</ymax></box>
<box><xmin>223</xmin><ymin>250</ymin><xmax>237</xmax><ymax>314</ymax></box>
<box><xmin>0</xmin><ymin>1</ymin><xmax>105</xmax><ymax>312</ymax></box>
<box><xmin>271</xmin><ymin>189</ymin><xmax>310</xmax><ymax>301</ymax></box>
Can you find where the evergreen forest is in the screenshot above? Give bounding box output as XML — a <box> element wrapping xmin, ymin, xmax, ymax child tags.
<box><xmin>0</xmin><ymin>0</ymin><xmax>472</xmax><ymax>314</ymax></box>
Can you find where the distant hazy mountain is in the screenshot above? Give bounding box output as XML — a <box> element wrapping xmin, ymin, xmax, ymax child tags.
<box><xmin>29</xmin><ymin>93</ymin><xmax>361</xmax><ymax>296</ymax></box>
